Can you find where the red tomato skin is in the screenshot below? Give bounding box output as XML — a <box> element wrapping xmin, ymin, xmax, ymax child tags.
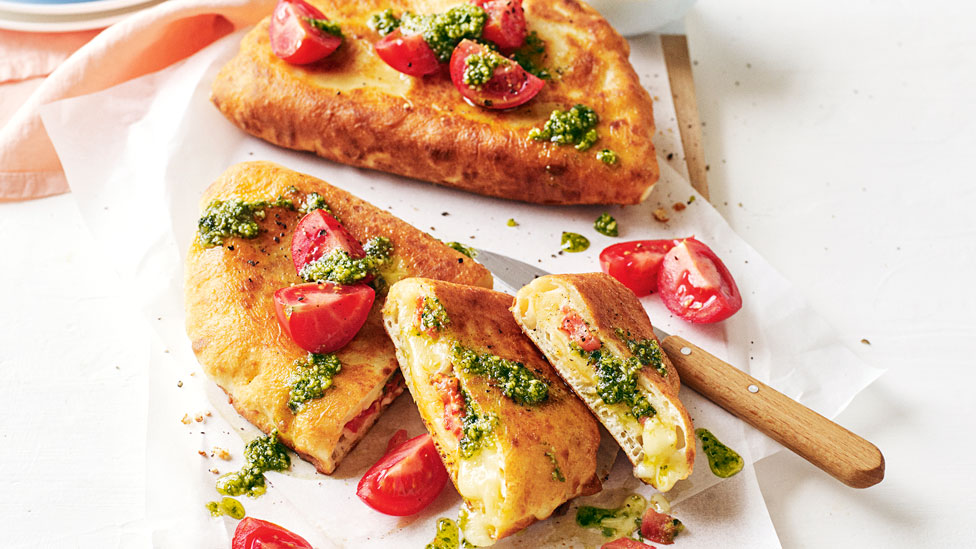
<box><xmin>356</xmin><ymin>433</ymin><xmax>449</xmax><ymax>516</ymax></box>
<box><xmin>449</xmin><ymin>40</ymin><xmax>544</xmax><ymax>109</ymax></box>
<box><xmin>639</xmin><ymin>507</ymin><xmax>683</xmax><ymax>545</ymax></box>
<box><xmin>473</xmin><ymin>0</ymin><xmax>527</xmax><ymax>51</ymax></box>
<box><xmin>291</xmin><ymin>209</ymin><xmax>366</xmax><ymax>275</ymax></box>
<box><xmin>658</xmin><ymin>238</ymin><xmax>743</xmax><ymax>323</ymax></box>
<box><xmin>374</xmin><ymin>28</ymin><xmax>441</xmax><ymax>76</ymax></box>
<box><xmin>273</xmin><ymin>282</ymin><xmax>375</xmax><ymax>353</ymax></box>
<box><xmin>601</xmin><ymin>538</ymin><xmax>656</xmax><ymax>549</ymax></box>
<box><xmin>385</xmin><ymin>429</ymin><xmax>410</xmax><ymax>454</ymax></box>
<box><xmin>232</xmin><ymin>517</ymin><xmax>313</xmax><ymax>549</ymax></box>
<box><xmin>599</xmin><ymin>239</ymin><xmax>678</xmax><ymax>297</ymax></box>
<box><xmin>269</xmin><ymin>0</ymin><xmax>342</xmax><ymax>65</ymax></box>
<box><xmin>559</xmin><ymin>307</ymin><xmax>601</xmax><ymax>351</ymax></box>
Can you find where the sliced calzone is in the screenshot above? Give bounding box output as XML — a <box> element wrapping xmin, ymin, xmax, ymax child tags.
<box><xmin>382</xmin><ymin>278</ymin><xmax>601</xmax><ymax>546</ymax></box>
<box><xmin>512</xmin><ymin>273</ymin><xmax>695</xmax><ymax>491</ymax></box>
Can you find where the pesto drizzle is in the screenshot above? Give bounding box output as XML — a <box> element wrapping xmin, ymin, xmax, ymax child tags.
<box><xmin>616</xmin><ymin>328</ymin><xmax>667</xmax><ymax>378</ymax></box>
<box><xmin>545</xmin><ymin>450</ymin><xmax>566</xmax><ymax>482</ymax></box>
<box><xmin>577</xmin><ymin>346</ymin><xmax>656</xmax><ymax>419</ymax></box>
<box><xmin>511</xmin><ymin>31</ymin><xmax>551</xmax><ymax>80</ymax></box>
<box><xmin>596</xmin><ymin>149</ymin><xmax>618</xmax><ymax>165</ymax></box>
<box><xmin>368</xmin><ymin>9</ymin><xmax>400</xmax><ymax>36</ymax></box>
<box><xmin>288</xmin><ymin>352</ymin><xmax>342</xmax><ymax>412</ymax></box>
<box><xmin>215</xmin><ymin>430</ymin><xmax>291</xmax><ymax>497</ymax></box>
<box><xmin>304</xmin><ymin>17</ymin><xmax>342</xmax><ymax>38</ymax></box>
<box><xmin>594</xmin><ymin>213</ymin><xmax>618</xmax><ymax>237</ymax></box>
<box><xmin>696</xmin><ymin>428</ymin><xmax>744</xmax><ymax>478</ymax></box>
<box><xmin>459</xmin><ymin>387</ymin><xmax>498</xmax><ymax>459</ymax></box>
<box><xmin>400</xmin><ymin>4</ymin><xmax>487</xmax><ymax>62</ymax></box>
<box><xmin>196</xmin><ymin>194</ymin><xmax>295</xmax><ymax>247</ymax></box>
<box><xmin>561</xmin><ymin>231</ymin><xmax>590</xmax><ymax>253</ymax></box>
<box><xmin>462</xmin><ymin>51</ymin><xmax>507</xmax><ymax>86</ymax></box>
<box><xmin>418</xmin><ymin>296</ymin><xmax>451</xmax><ymax>335</ymax></box>
<box><xmin>451</xmin><ymin>344</ymin><xmax>549</xmax><ymax>405</ymax></box>
<box><xmin>299</xmin><ymin>236</ymin><xmax>393</xmax><ymax>285</ymax></box>
<box><xmin>206</xmin><ymin>496</ymin><xmax>245</xmax><ymax>519</ymax></box>
<box><xmin>446</xmin><ymin>241</ymin><xmax>477</xmax><ymax>258</ymax></box>
<box><xmin>576</xmin><ymin>494</ymin><xmax>647</xmax><ymax>538</ymax></box>
<box><xmin>298</xmin><ymin>191</ymin><xmax>331</xmax><ymax>215</ymax></box>
<box><xmin>529</xmin><ymin>104</ymin><xmax>600</xmax><ymax>151</ymax></box>
<box><xmin>426</xmin><ymin>518</ymin><xmax>461</xmax><ymax>549</ymax></box>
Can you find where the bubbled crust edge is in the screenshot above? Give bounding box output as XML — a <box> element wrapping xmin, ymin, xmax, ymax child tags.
<box><xmin>210</xmin><ymin>0</ymin><xmax>658</xmax><ymax>206</ymax></box>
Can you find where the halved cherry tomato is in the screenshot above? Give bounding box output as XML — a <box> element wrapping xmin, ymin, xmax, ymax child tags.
<box><xmin>658</xmin><ymin>237</ymin><xmax>742</xmax><ymax>323</ymax></box>
<box><xmin>432</xmin><ymin>375</ymin><xmax>464</xmax><ymax>438</ymax></box>
<box><xmin>273</xmin><ymin>282</ymin><xmax>375</xmax><ymax>353</ymax></box>
<box><xmin>473</xmin><ymin>0</ymin><xmax>527</xmax><ymax>51</ymax></box>
<box><xmin>599</xmin><ymin>239</ymin><xmax>678</xmax><ymax>297</ymax></box>
<box><xmin>291</xmin><ymin>210</ymin><xmax>366</xmax><ymax>275</ymax></box>
<box><xmin>601</xmin><ymin>538</ymin><xmax>656</xmax><ymax>549</ymax></box>
<box><xmin>357</xmin><ymin>433</ymin><xmax>449</xmax><ymax>516</ymax></box>
<box><xmin>374</xmin><ymin>28</ymin><xmax>441</xmax><ymax>76</ymax></box>
<box><xmin>269</xmin><ymin>0</ymin><xmax>342</xmax><ymax>65</ymax></box>
<box><xmin>232</xmin><ymin>517</ymin><xmax>312</xmax><ymax>549</ymax></box>
<box><xmin>449</xmin><ymin>40</ymin><xmax>544</xmax><ymax>109</ymax></box>
<box><xmin>640</xmin><ymin>506</ymin><xmax>684</xmax><ymax>545</ymax></box>
<box><xmin>559</xmin><ymin>307</ymin><xmax>601</xmax><ymax>351</ymax></box>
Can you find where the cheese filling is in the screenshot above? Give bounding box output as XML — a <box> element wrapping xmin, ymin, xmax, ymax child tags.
<box><xmin>457</xmin><ymin>443</ymin><xmax>506</xmax><ymax>547</ymax></box>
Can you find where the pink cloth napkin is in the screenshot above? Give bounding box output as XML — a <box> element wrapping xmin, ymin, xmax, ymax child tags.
<box><xmin>0</xmin><ymin>0</ymin><xmax>274</xmax><ymax>202</ymax></box>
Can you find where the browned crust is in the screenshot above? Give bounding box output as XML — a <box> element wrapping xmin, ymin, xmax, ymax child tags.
<box><xmin>383</xmin><ymin>278</ymin><xmax>601</xmax><ymax>541</ymax></box>
<box><xmin>184</xmin><ymin>161</ymin><xmax>492</xmax><ymax>474</ymax></box>
<box><xmin>210</xmin><ymin>0</ymin><xmax>658</xmax><ymax>205</ymax></box>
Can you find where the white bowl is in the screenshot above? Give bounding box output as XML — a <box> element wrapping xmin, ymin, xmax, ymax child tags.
<box><xmin>585</xmin><ymin>0</ymin><xmax>697</xmax><ymax>36</ymax></box>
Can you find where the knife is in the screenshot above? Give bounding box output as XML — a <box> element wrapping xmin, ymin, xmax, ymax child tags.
<box><xmin>474</xmin><ymin>248</ymin><xmax>885</xmax><ymax>489</ymax></box>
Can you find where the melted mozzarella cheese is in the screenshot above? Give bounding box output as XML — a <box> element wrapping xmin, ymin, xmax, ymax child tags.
<box><xmin>457</xmin><ymin>444</ymin><xmax>506</xmax><ymax>547</ymax></box>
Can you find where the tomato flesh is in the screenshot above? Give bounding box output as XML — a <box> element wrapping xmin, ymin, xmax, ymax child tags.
<box><xmin>559</xmin><ymin>307</ymin><xmax>601</xmax><ymax>351</ymax></box>
<box><xmin>658</xmin><ymin>238</ymin><xmax>742</xmax><ymax>323</ymax></box>
<box><xmin>599</xmin><ymin>239</ymin><xmax>678</xmax><ymax>297</ymax></box>
<box><xmin>357</xmin><ymin>433</ymin><xmax>449</xmax><ymax>516</ymax></box>
<box><xmin>433</xmin><ymin>375</ymin><xmax>464</xmax><ymax>438</ymax></box>
<box><xmin>273</xmin><ymin>282</ymin><xmax>375</xmax><ymax>353</ymax></box>
<box><xmin>385</xmin><ymin>429</ymin><xmax>409</xmax><ymax>454</ymax></box>
<box><xmin>269</xmin><ymin>0</ymin><xmax>342</xmax><ymax>65</ymax></box>
<box><xmin>291</xmin><ymin>209</ymin><xmax>366</xmax><ymax>276</ymax></box>
<box><xmin>374</xmin><ymin>28</ymin><xmax>441</xmax><ymax>76</ymax></box>
<box><xmin>232</xmin><ymin>517</ymin><xmax>312</xmax><ymax>549</ymax></box>
<box><xmin>601</xmin><ymin>538</ymin><xmax>656</xmax><ymax>549</ymax></box>
<box><xmin>639</xmin><ymin>506</ymin><xmax>683</xmax><ymax>545</ymax></box>
<box><xmin>449</xmin><ymin>40</ymin><xmax>544</xmax><ymax>109</ymax></box>
<box><xmin>473</xmin><ymin>0</ymin><xmax>527</xmax><ymax>51</ymax></box>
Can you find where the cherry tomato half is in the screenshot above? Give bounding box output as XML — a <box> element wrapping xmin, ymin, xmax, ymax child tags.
<box><xmin>232</xmin><ymin>517</ymin><xmax>312</xmax><ymax>549</ymax></box>
<box><xmin>658</xmin><ymin>238</ymin><xmax>742</xmax><ymax>323</ymax></box>
<box><xmin>291</xmin><ymin>209</ymin><xmax>366</xmax><ymax>276</ymax></box>
<box><xmin>269</xmin><ymin>0</ymin><xmax>342</xmax><ymax>65</ymax></box>
<box><xmin>473</xmin><ymin>0</ymin><xmax>527</xmax><ymax>51</ymax></box>
<box><xmin>559</xmin><ymin>307</ymin><xmax>601</xmax><ymax>351</ymax></box>
<box><xmin>599</xmin><ymin>239</ymin><xmax>678</xmax><ymax>297</ymax></box>
<box><xmin>640</xmin><ymin>506</ymin><xmax>684</xmax><ymax>545</ymax></box>
<box><xmin>601</xmin><ymin>538</ymin><xmax>656</xmax><ymax>549</ymax></box>
<box><xmin>357</xmin><ymin>433</ymin><xmax>449</xmax><ymax>516</ymax></box>
<box><xmin>273</xmin><ymin>282</ymin><xmax>375</xmax><ymax>354</ymax></box>
<box><xmin>374</xmin><ymin>28</ymin><xmax>441</xmax><ymax>76</ymax></box>
<box><xmin>449</xmin><ymin>40</ymin><xmax>544</xmax><ymax>109</ymax></box>
<box><xmin>385</xmin><ymin>429</ymin><xmax>410</xmax><ymax>454</ymax></box>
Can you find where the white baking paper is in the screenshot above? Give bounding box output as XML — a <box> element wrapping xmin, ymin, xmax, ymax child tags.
<box><xmin>41</xmin><ymin>27</ymin><xmax>881</xmax><ymax>548</ymax></box>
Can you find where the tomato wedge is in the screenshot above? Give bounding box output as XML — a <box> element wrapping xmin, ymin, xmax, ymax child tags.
<box><xmin>639</xmin><ymin>506</ymin><xmax>684</xmax><ymax>545</ymax></box>
<box><xmin>273</xmin><ymin>282</ymin><xmax>375</xmax><ymax>354</ymax></box>
<box><xmin>473</xmin><ymin>0</ymin><xmax>527</xmax><ymax>51</ymax></box>
<box><xmin>232</xmin><ymin>517</ymin><xmax>312</xmax><ymax>549</ymax></box>
<box><xmin>269</xmin><ymin>0</ymin><xmax>342</xmax><ymax>65</ymax></box>
<box><xmin>374</xmin><ymin>28</ymin><xmax>441</xmax><ymax>76</ymax></box>
<box><xmin>357</xmin><ymin>433</ymin><xmax>449</xmax><ymax>516</ymax></box>
<box><xmin>291</xmin><ymin>209</ymin><xmax>366</xmax><ymax>275</ymax></box>
<box><xmin>599</xmin><ymin>239</ymin><xmax>678</xmax><ymax>297</ymax></box>
<box><xmin>449</xmin><ymin>40</ymin><xmax>544</xmax><ymax>109</ymax></box>
<box><xmin>658</xmin><ymin>237</ymin><xmax>742</xmax><ymax>323</ymax></box>
<box><xmin>601</xmin><ymin>538</ymin><xmax>656</xmax><ymax>549</ymax></box>
<box><xmin>385</xmin><ymin>429</ymin><xmax>410</xmax><ymax>454</ymax></box>
<box><xmin>559</xmin><ymin>307</ymin><xmax>601</xmax><ymax>351</ymax></box>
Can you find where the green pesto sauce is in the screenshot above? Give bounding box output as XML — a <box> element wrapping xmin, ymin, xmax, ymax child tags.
<box><xmin>596</xmin><ymin>149</ymin><xmax>618</xmax><ymax>165</ymax></box>
<box><xmin>401</xmin><ymin>4</ymin><xmax>487</xmax><ymax>62</ymax></box>
<box><xmin>451</xmin><ymin>344</ymin><xmax>549</xmax><ymax>405</ymax></box>
<box><xmin>299</xmin><ymin>236</ymin><xmax>393</xmax><ymax>285</ymax></box>
<box><xmin>462</xmin><ymin>51</ymin><xmax>507</xmax><ymax>86</ymax></box>
<box><xmin>304</xmin><ymin>17</ymin><xmax>342</xmax><ymax>38</ymax></box>
<box><xmin>418</xmin><ymin>296</ymin><xmax>451</xmax><ymax>334</ymax></box>
<box><xmin>206</xmin><ymin>496</ymin><xmax>245</xmax><ymax>519</ymax></box>
<box><xmin>528</xmin><ymin>104</ymin><xmax>600</xmax><ymax>151</ymax></box>
<box><xmin>368</xmin><ymin>9</ymin><xmax>401</xmax><ymax>35</ymax></box>
<box><xmin>696</xmin><ymin>428</ymin><xmax>744</xmax><ymax>478</ymax></box>
<box><xmin>216</xmin><ymin>430</ymin><xmax>291</xmax><ymax>497</ymax></box>
<box><xmin>299</xmin><ymin>192</ymin><xmax>331</xmax><ymax>215</ymax></box>
<box><xmin>197</xmin><ymin>194</ymin><xmax>295</xmax><ymax>247</ymax></box>
<box><xmin>579</xmin><ymin>346</ymin><xmax>656</xmax><ymax>419</ymax></box>
<box><xmin>594</xmin><ymin>213</ymin><xmax>618</xmax><ymax>237</ymax></box>
<box><xmin>576</xmin><ymin>494</ymin><xmax>647</xmax><ymax>538</ymax></box>
<box><xmin>506</xmin><ymin>218</ymin><xmax>518</xmax><ymax>227</ymax></box>
<box><xmin>446</xmin><ymin>241</ymin><xmax>477</xmax><ymax>258</ymax></box>
<box><xmin>616</xmin><ymin>328</ymin><xmax>667</xmax><ymax>378</ymax></box>
<box><xmin>459</xmin><ymin>387</ymin><xmax>498</xmax><ymax>459</ymax></box>
<box><xmin>545</xmin><ymin>451</ymin><xmax>566</xmax><ymax>482</ymax></box>
<box><xmin>511</xmin><ymin>31</ymin><xmax>551</xmax><ymax>80</ymax></box>
<box><xmin>426</xmin><ymin>518</ymin><xmax>461</xmax><ymax>549</ymax></box>
<box><xmin>561</xmin><ymin>231</ymin><xmax>590</xmax><ymax>253</ymax></box>
<box><xmin>288</xmin><ymin>353</ymin><xmax>342</xmax><ymax>413</ymax></box>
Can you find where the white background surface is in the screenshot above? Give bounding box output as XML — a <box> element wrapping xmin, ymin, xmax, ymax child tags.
<box><xmin>1</xmin><ymin>0</ymin><xmax>974</xmax><ymax>547</ymax></box>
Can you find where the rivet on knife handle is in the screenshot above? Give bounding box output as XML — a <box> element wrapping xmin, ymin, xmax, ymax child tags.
<box><xmin>661</xmin><ymin>335</ymin><xmax>885</xmax><ymax>489</ymax></box>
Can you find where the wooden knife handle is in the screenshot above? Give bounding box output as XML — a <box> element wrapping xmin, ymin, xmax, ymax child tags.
<box><xmin>660</xmin><ymin>335</ymin><xmax>885</xmax><ymax>488</ymax></box>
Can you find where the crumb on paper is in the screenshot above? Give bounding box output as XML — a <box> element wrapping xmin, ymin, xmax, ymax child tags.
<box><xmin>653</xmin><ymin>208</ymin><xmax>670</xmax><ymax>222</ymax></box>
<box><xmin>688</xmin><ymin>195</ymin><xmax>696</xmax><ymax>204</ymax></box>
<box><xmin>673</xmin><ymin>202</ymin><xmax>686</xmax><ymax>212</ymax></box>
<box><xmin>205</xmin><ymin>411</ymin><xmax>212</xmax><ymax>417</ymax></box>
<box><xmin>213</xmin><ymin>447</ymin><xmax>232</xmax><ymax>461</ymax></box>
<box><xmin>861</xmin><ymin>338</ymin><xmax>871</xmax><ymax>345</ymax></box>
<box><xmin>194</xmin><ymin>414</ymin><xmax>205</xmax><ymax>423</ymax></box>
<box><xmin>198</xmin><ymin>450</ymin><xmax>207</xmax><ymax>458</ymax></box>
<box><xmin>181</xmin><ymin>414</ymin><xmax>192</xmax><ymax>425</ymax></box>
<box><xmin>177</xmin><ymin>380</ymin><xmax>183</xmax><ymax>388</ymax></box>
<box><xmin>209</xmin><ymin>468</ymin><xmax>221</xmax><ymax>475</ymax></box>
